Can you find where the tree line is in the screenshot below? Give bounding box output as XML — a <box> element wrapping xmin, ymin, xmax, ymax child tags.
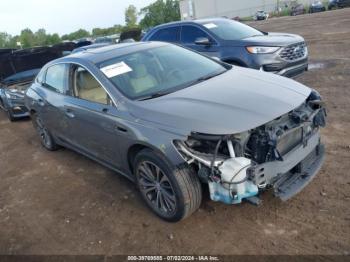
<box><xmin>0</xmin><ymin>0</ymin><xmax>180</xmax><ymax>49</ymax></box>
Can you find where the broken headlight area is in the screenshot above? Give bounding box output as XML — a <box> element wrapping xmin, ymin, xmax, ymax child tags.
<box><xmin>5</xmin><ymin>90</ymin><xmax>24</xmax><ymax>100</ymax></box>
<box><xmin>4</xmin><ymin>81</ymin><xmax>30</xmax><ymax>101</ymax></box>
<box><xmin>174</xmin><ymin>93</ymin><xmax>327</xmax><ymax>205</ymax></box>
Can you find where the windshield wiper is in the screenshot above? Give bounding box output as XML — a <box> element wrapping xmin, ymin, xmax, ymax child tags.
<box><xmin>138</xmin><ymin>91</ymin><xmax>172</xmax><ymax>101</ymax></box>
<box><xmin>137</xmin><ymin>70</ymin><xmax>226</xmax><ymax>101</ymax></box>
<box><xmin>188</xmin><ymin>70</ymin><xmax>227</xmax><ymax>86</ymax></box>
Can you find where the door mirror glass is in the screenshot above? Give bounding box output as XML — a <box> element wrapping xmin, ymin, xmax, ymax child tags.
<box><xmin>194</xmin><ymin>37</ymin><xmax>211</xmax><ymax>46</ymax></box>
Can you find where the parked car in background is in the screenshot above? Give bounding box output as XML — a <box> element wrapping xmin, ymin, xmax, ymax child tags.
<box><xmin>291</xmin><ymin>4</ymin><xmax>306</xmax><ymax>15</ymax></box>
<box><xmin>232</xmin><ymin>16</ymin><xmax>241</xmax><ymax>21</ymax></box>
<box><xmin>310</xmin><ymin>1</ymin><xmax>326</xmax><ymax>12</ymax></box>
<box><xmin>142</xmin><ymin>18</ymin><xmax>309</xmax><ymax>77</ymax></box>
<box><xmin>0</xmin><ymin>45</ymin><xmax>75</xmax><ymax>120</ymax></box>
<box><xmin>254</xmin><ymin>10</ymin><xmax>269</xmax><ymax>20</ymax></box>
<box><xmin>95</xmin><ymin>34</ymin><xmax>119</xmax><ymax>44</ymax></box>
<box><xmin>0</xmin><ymin>69</ymin><xmax>39</xmax><ymax>121</ymax></box>
<box><xmin>25</xmin><ymin>42</ymin><xmax>326</xmax><ymax>221</ymax></box>
<box><xmin>328</xmin><ymin>0</ymin><xmax>350</xmax><ymax>9</ymax></box>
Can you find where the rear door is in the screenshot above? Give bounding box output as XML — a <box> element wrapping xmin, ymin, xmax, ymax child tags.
<box><xmin>180</xmin><ymin>25</ymin><xmax>220</xmax><ymax>57</ymax></box>
<box><xmin>62</xmin><ymin>64</ymin><xmax>124</xmax><ymax>167</ymax></box>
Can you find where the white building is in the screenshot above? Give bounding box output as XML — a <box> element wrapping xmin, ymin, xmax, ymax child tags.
<box><xmin>180</xmin><ymin>0</ymin><xmax>315</xmax><ymax>20</ymax></box>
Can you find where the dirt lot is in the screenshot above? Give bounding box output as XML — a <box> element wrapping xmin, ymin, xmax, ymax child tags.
<box><xmin>0</xmin><ymin>9</ymin><xmax>350</xmax><ymax>256</ymax></box>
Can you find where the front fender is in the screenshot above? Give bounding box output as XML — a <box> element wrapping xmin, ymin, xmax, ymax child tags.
<box><xmin>24</xmin><ymin>85</ymin><xmax>43</xmax><ymax>113</ymax></box>
<box><xmin>118</xmin><ymin>119</ymin><xmax>188</xmax><ymax>176</ymax></box>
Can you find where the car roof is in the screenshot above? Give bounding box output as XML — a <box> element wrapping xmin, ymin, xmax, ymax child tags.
<box><xmin>51</xmin><ymin>41</ymin><xmax>169</xmax><ymax>65</ymax></box>
<box><xmin>151</xmin><ymin>17</ymin><xmax>230</xmax><ymax>29</ymax></box>
<box><xmin>72</xmin><ymin>43</ymin><xmax>111</xmax><ymax>53</ymax></box>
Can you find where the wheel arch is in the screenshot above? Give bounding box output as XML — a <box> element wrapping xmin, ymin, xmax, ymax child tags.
<box><xmin>127</xmin><ymin>142</ymin><xmax>173</xmax><ymax>174</ymax></box>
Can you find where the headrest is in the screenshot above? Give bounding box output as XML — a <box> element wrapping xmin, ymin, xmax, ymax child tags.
<box><xmin>78</xmin><ymin>70</ymin><xmax>98</xmax><ymax>90</ymax></box>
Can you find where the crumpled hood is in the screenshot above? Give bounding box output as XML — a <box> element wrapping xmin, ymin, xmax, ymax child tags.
<box><xmin>128</xmin><ymin>67</ymin><xmax>311</xmax><ymax>135</ymax></box>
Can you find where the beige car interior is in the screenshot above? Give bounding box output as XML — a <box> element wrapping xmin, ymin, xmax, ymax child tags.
<box><xmin>75</xmin><ymin>67</ymin><xmax>107</xmax><ymax>104</ymax></box>
<box><xmin>129</xmin><ymin>63</ymin><xmax>158</xmax><ymax>95</ymax></box>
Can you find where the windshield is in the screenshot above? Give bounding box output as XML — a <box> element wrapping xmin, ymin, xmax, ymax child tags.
<box><xmin>99</xmin><ymin>44</ymin><xmax>228</xmax><ymax>100</ymax></box>
<box><xmin>199</xmin><ymin>20</ymin><xmax>263</xmax><ymax>40</ymax></box>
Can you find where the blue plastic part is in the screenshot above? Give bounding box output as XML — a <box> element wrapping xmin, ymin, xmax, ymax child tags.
<box><xmin>210</xmin><ymin>181</ymin><xmax>259</xmax><ymax>205</ymax></box>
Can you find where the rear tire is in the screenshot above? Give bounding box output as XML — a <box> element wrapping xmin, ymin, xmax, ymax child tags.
<box><xmin>134</xmin><ymin>149</ymin><xmax>202</xmax><ymax>222</ymax></box>
<box><xmin>31</xmin><ymin>113</ymin><xmax>59</xmax><ymax>151</ymax></box>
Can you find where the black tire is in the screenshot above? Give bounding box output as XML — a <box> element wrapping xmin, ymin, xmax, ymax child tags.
<box><xmin>31</xmin><ymin>113</ymin><xmax>59</xmax><ymax>151</ymax></box>
<box><xmin>6</xmin><ymin>110</ymin><xmax>15</xmax><ymax>122</ymax></box>
<box><xmin>134</xmin><ymin>149</ymin><xmax>202</xmax><ymax>222</ymax></box>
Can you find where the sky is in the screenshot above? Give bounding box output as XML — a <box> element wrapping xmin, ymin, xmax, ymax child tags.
<box><xmin>0</xmin><ymin>0</ymin><xmax>155</xmax><ymax>36</ymax></box>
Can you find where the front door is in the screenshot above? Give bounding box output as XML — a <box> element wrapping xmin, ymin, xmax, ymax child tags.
<box><xmin>180</xmin><ymin>25</ymin><xmax>220</xmax><ymax>58</ymax></box>
<box><xmin>63</xmin><ymin>64</ymin><xmax>125</xmax><ymax>167</ymax></box>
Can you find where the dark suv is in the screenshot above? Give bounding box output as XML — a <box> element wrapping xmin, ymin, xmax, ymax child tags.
<box><xmin>142</xmin><ymin>18</ymin><xmax>308</xmax><ymax>78</ymax></box>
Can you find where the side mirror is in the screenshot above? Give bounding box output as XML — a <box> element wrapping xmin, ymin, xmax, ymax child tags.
<box><xmin>194</xmin><ymin>37</ymin><xmax>211</xmax><ymax>46</ymax></box>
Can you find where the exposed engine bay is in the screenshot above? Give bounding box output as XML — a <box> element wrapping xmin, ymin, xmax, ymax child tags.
<box><xmin>174</xmin><ymin>90</ymin><xmax>326</xmax><ymax>205</ymax></box>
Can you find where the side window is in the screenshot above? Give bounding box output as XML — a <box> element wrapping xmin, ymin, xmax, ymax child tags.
<box><xmin>73</xmin><ymin>66</ymin><xmax>109</xmax><ymax>105</ymax></box>
<box><xmin>181</xmin><ymin>26</ymin><xmax>210</xmax><ymax>44</ymax></box>
<box><xmin>149</xmin><ymin>27</ymin><xmax>179</xmax><ymax>42</ymax></box>
<box><xmin>36</xmin><ymin>68</ymin><xmax>46</xmax><ymax>84</ymax></box>
<box><xmin>44</xmin><ymin>64</ymin><xmax>68</xmax><ymax>94</ymax></box>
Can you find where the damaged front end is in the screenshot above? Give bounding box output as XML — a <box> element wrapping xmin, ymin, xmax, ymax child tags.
<box><xmin>3</xmin><ymin>81</ymin><xmax>30</xmax><ymax>116</ymax></box>
<box><xmin>0</xmin><ymin>69</ymin><xmax>41</xmax><ymax>119</ymax></box>
<box><xmin>174</xmin><ymin>90</ymin><xmax>326</xmax><ymax>205</ymax></box>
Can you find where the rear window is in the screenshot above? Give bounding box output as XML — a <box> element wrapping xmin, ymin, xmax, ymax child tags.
<box><xmin>149</xmin><ymin>27</ymin><xmax>179</xmax><ymax>42</ymax></box>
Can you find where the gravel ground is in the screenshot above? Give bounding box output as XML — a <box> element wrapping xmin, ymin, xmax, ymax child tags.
<box><xmin>0</xmin><ymin>8</ymin><xmax>349</xmax><ymax>255</ymax></box>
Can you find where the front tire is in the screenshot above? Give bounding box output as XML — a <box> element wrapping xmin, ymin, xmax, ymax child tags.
<box><xmin>6</xmin><ymin>110</ymin><xmax>14</xmax><ymax>122</ymax></box>
<box><xmin>31</xmin><ymin>114</ymin><xmax>59</xmax><ymax>151</ymax></box>
<box><xmin>134</xmin><ymin>149</ymin><xmax>202</xmax><ymax>222</ymax></box>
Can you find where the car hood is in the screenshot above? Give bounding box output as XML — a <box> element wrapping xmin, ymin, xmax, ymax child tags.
<box><xmin>128</xmin><ymin>67</ymin><xmax>311</xmax><ymax>135</ymax></box>
<box><xmin>238</xmin><ymin>32</ymin><xmax>304</xmax><ymax>46</ymax></box>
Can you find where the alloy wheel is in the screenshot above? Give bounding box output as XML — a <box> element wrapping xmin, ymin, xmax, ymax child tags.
<box><xmin>35</xmin><ymin>117</ymin><xmax>52</xmax><ymax>148</ymax></box>
<box><xmin>137</xmin><ymin>161</ymin><xmax>177</xmax><ymax>215</ymax></box>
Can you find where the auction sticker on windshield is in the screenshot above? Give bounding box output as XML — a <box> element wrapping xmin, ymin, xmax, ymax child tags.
<box><xmin>101</xmin><ymin>61</ymin><xmax>132</xmax><ymax>78</ymax></box>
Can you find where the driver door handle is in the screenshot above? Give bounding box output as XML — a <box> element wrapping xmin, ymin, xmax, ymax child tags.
<box><xmin>65</xmin><ymin>108</ymin><xmax>75</xmax><ymax>118</ymax></box>
<box><xmin>37</xmin><ymin>99</ymin><xmax>45</xmax><ymax>107</ymax></box>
